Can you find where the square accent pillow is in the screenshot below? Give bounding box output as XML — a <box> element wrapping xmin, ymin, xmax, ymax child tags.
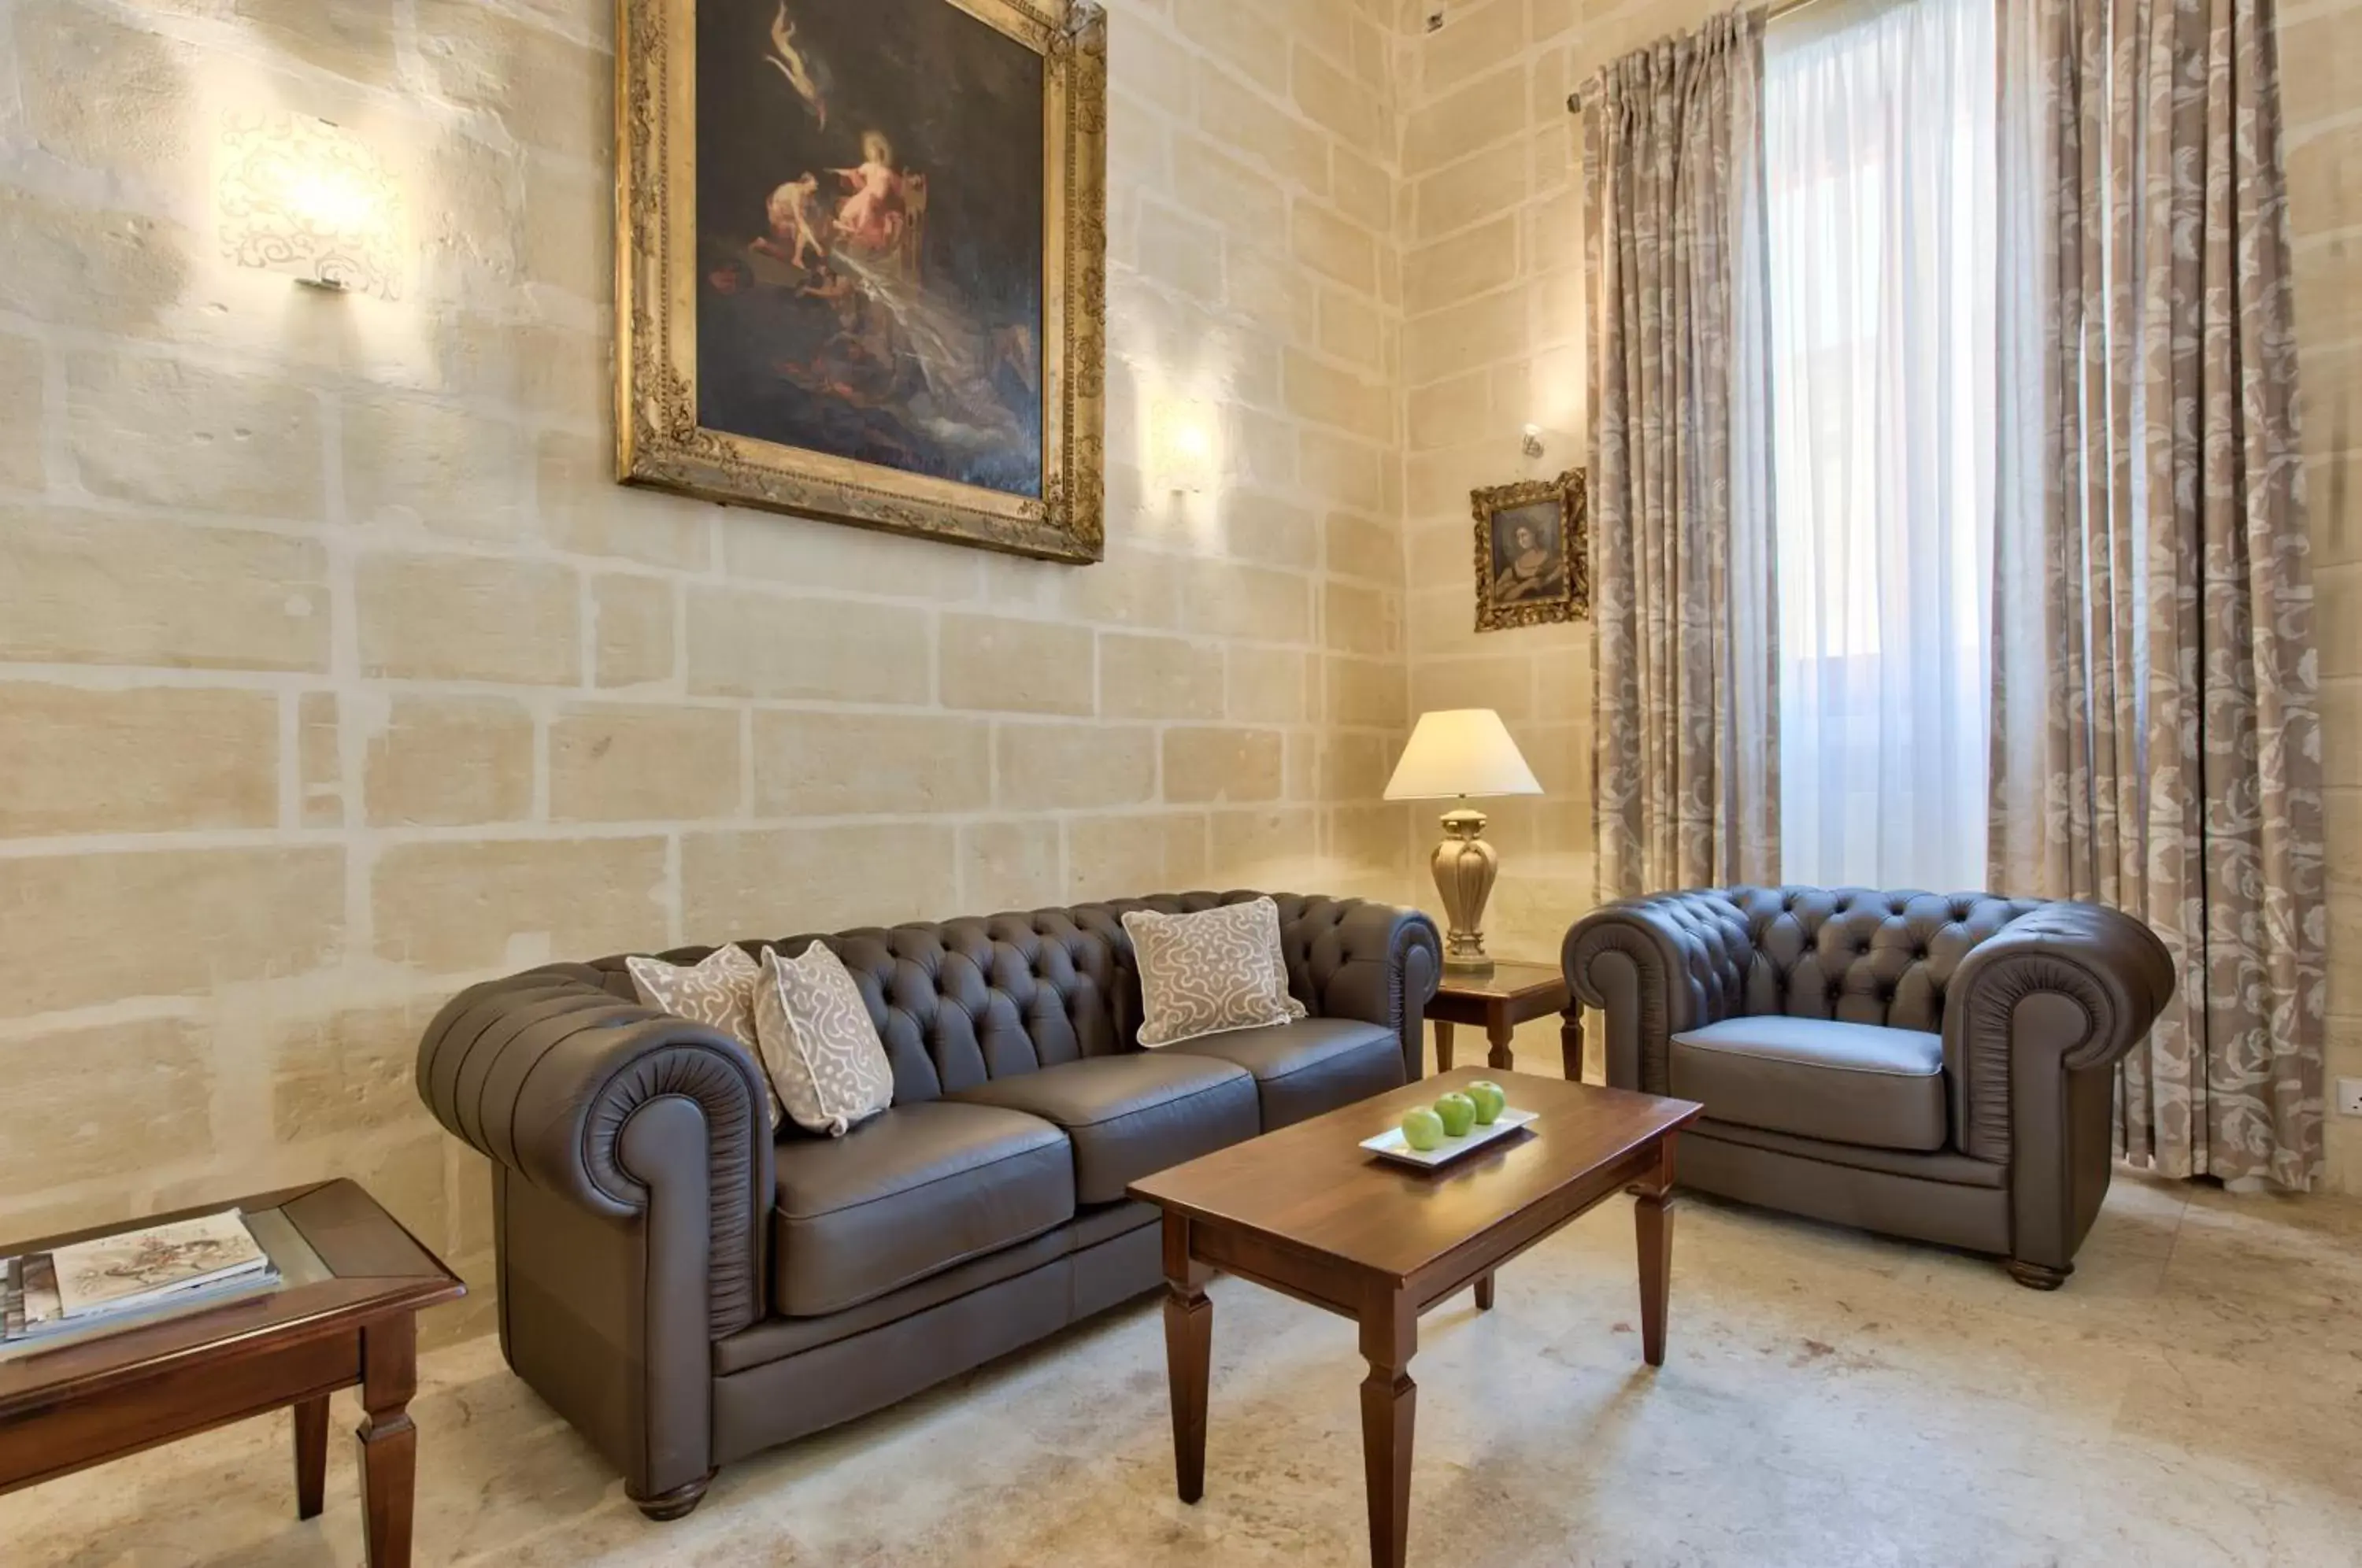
<box><xmin>1124</xmin><ymin>897</ymin><xmax>1309</xmax><ymax>1048</ymax></box>
<box><xmin>752</xmin><ymin>941</ymin><xmax>896</xmax><ymax>1137</ymax></box>
<box><xmin>626</xmin><ymin>947</ymin><xmax>779</xmax><ymax>1126</ymax></box>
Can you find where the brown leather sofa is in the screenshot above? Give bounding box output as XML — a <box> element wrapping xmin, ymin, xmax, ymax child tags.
<box><xmin>1564</xmin><ymin>888</ymin><xmax>2173</xmax><ymax>1289</ymax></box>
<box><xmin>415</xmin><ymin>891</ymin><xmax>1441</xmax><ymax>1519</ymax></box>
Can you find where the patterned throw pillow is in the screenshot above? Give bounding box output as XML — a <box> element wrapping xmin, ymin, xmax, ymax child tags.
<box><xmin>626</xmin><ymin>946</ymin><xmax>779</xmax><ymax>1126</ymax></box>
<box><xmin>751</xmin><ymin>941</ymin><xmax>896</xmax><ymax>1137</ymax></box>
<box><xmin>1124</xmin><ymin>898</ymin><xmax>1309</xmax><ymax>1048</ymax></box>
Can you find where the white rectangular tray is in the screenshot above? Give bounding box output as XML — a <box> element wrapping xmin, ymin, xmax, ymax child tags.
<box><xmin>1361</xmin><ymin>1107</ymin><xmax>1538</xmax><ymax>1170</ymax></box>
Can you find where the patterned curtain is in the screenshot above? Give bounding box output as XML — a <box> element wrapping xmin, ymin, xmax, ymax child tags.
<box><xmin>1583</xmin><ymin>8</ymin><xmax>1781</xmax><ymax>900</ymax></box>
<box><xmin>1990</xmin><ymin>0</ymin><xmax>2323</xmax><ymax>1186</ymax></box>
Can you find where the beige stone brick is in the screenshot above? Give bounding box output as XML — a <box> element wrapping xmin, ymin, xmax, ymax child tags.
<box><xmin>594</xmin><ymin>573</ymin><xmax>676</xmax><ymax>689</ymax></box>
<box><xmin>996</xmin><ymin>722</ymin><xmax>1158</xmax><ymax>810</ymax></box>
<box><xmin>1419</xmin><ymin>0</ymin><xmax>1528</xmax><ymax>96</ymax></box>
<box><xmin>1329</xmin><ymin>654</ymin><xmax>1409</xmax><ymax>728</ymax></box>
<box><xmin>1101</xmin><ymin>632</ymin><xmax>1227</xmax><ymax>720</ymax></box>
<box><xmin>357</xmin><ymin>552</ymin><xmax>581</xmax><ymax>686</ymax></box>
<box><xmin>374</xmin><ymin>836</ymin><xmax>668</xmax><ymax>972</ymax></box>
<box><xmin>234</xmin><ymin>0</ymin><xmax>401</xmax><ymax>82</ymax></box>
<box><xmin>961</xmin><ymin>820</ymin><xmax>1064</xmax><ymax>913</ymax></box>
<box><xmin>13</xmin><ymin>2</ymin><xmax>199</xmax><ymax>193</ymax></box>
<box><xmin>541</xmin><ymin>433</ymin><xmax>713</xmax><ymax>569</ymax></box>
<box><xmin>65</xmin><ymin>351</ymin><xmax>324</xmax><ymax>519</ymax></box>
<box><xmin>1331</xmin><ymin>142</ymin><xmax>1394</xmax><ymax>235</ymax></box>
<box><xmin>1209</xmin><ymin>806</ymin><xmax>1322</xmax><ymax>886</ymax></box>
<box><xmin>1408</xmin><ymin>215</ymin><xmax>1522</xmax><ymax>303</ymax></box>
<box><xmin>0</xmin><ymin>683</ymin><xmax>279</xmax><ymax>837</ymax></box>
<box><xmin>270</xmin><ymin>997</ymin><xmax>435</xmax><ymax>1142</ymax></box>
<box><xmin>1405</xmin><ymin>63</ymin><xmax>1529</xmax><ymax>174</ymax></box>
<box><xmin>1325</xmin><ymin>581</ymin><xmax>1401</xmax><ymax>657</ymax></box>
<box><xmin>1285</xmin><ymin>349</ymin><xmax>1393</xmax><ymax>439</ymax></box>
<box><xmin>687</xmin><ymin>586</ymin><xmax>931</xmax><ymax>703</ymax></box>
<box><xmin>1327</xmin><ymin>511</ymin><xmax>1405</xmax><ymax>584</ymax></box>
<box><xmin>1175</xmin><ymin>0</ymin><xmax>1291</xmax><ymax>95</ymax></box>
<box><xmin>1228</xmin><ymin>645</ymin><xmax>1317</xmax><ymax>724</ymax></box>
<box><xmin>413</xmin><ymin>0</ymin><xmax>607</xmax><ymax>157</ymax></box>
<box><xmin>1219</xmin><ymin>490</ymin><xmax>1323</xmax><ymax>571</ymax></box>
<box><xmin>940</xmin><ymin>613</ymin><xmax>1096</xmax><ymax>716</ymax></box>
<box><xmin>1172</xmin><ymin>135</ymin><xmax>1290</xmax><ymax>241</ymax></box>
<box><xmin>682</xmin><ymin>825</ymin><xmax>960</xmax><ymax>937</ymax></box>
<box><xmin>1333</xmin><ymin>801</ymin><xmax>1413</xmax><ymax>877</ymax></box>
<box><xmin>1293</xmin><ymin>41</ymin><xmax>1383</xmax><ymax>149</ymax></box>
<box><xmin>1068</xmin><ymin>813</ymin><xmax>1211</xmax><ymax>900</ymax></box>
<box><xmin>1164</xmin><ymin>727</ymin><xmax>1287</xmax><ymax>803</ymax></box>
<box><xmin>1320</xmin><ymin>730</ymin><xmax>1397</xmax><ymax>801</ymax></box>
<box><xmin>1413</xmin><ymin>652</ymin><xmax>1537</xmax><ymax>720</ymax></box>
<box><xmin>298</xmin><ymin>691</ymin><xmax>342</xmax><ymax>828</ymax></box>
<box><xmin>343</xmin><ymin>394</ymin><xmax>534</xmax><ymax>541</ymax></box>
<box><xmin>0</xmin><ymin>333</ymin><xmax>42</xmax><ymax>491</ymax></box>
<box><xmin>0</xmin><ymin>847</ymin><xmax>344</xmax><ymax>1017</ymax></box>
<box><xmin>522</xmin><ymin>152</ymin><xmax>611</xmax><ymax>301</ymax></box>
<box><xmin>1414</xmin><ymin>140</ymin><xmax>1529</xmax><ymax>242</ymax></box>
<box><xmin>1137</xmin><ymin>199</ymin><xmax>1227</xmax><ymax>304</ymax></box>
<box><xmin>1292</xmin><ymin>201</ymin><xmax>1380</xmax><ymax>294</ymax></box>
<box><xmin>1300</xmin><ymin>428</ymin><xmax>1391</xmax><ymax>513</ymax></box>
<box><xmin>364</xmin><ymin>694</ymin><xmax>534</xmax><ymax>827</ymax></box>
<box><xmin>752</xmin><ymin>711</ymin><xmax>991</xmax><ymax>818</ymax></box>
<box><xmin>1408</xmin><ymin>287</ymin><xmax>1530</xmax><ymax>386</ymax></box>
<box><xmin>0</xmin><ymin>187</ymin><xmax>187</xmax><ymax>339</ymax></box>
<box><xmin>721</xmin><ymin>512</ymin><xmax>984</xmax><ymax>601</ymax></box>
<box><xmin>1319</xmin><ymin>287</ymin><xmax>1389</xmax><ymax>374</ymax></box>
<box><xmin>1198</xmin><ymin>65</ymin><xmax>1331</xmax><ymax>194</ymax></box>
<box><xmin>550</xmin><ymin>703</ymin><xmax>739</xmax><ymax>823</ymax></box>
<box><xmin>0</xmin><ymin>1019</ymin><xmax>213</xmax><ymax>1191</ymax></box>
<box><xmin>0</xmin><ymin>509</ymin><xmax>331</xmax><ymax>671</ymax></box>
<box><xmin>1180</xmin><ymin>560</ymin><xmax>1314</xmax><ymax>643</ymax></box>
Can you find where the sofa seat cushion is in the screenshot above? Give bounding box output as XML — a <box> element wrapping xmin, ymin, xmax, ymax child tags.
<box><xmin>772</xmin><ymin>1101</ymin><xmax>1075</xmax><ymax>1318</ymax></box>
<box><xmin>1669</xmin><ymin>1016</ymin><xmax>1947</xmax><ymax>1153</ymax></box>
<box><xmin>1159</xmin><ymin>1018</ymin><xmax>1405</xmax><ymax>1130</ymax></box>
<box><xmin>949</xmin><ymin>1054</ymin><xmax>1259</xmax><ymax>1204</ymax></box>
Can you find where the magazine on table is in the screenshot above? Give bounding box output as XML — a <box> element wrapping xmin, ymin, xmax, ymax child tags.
<box><xmin>2</xmin><ymin>1209</ymin><xmax>281</xmax><ymax>1356</ymax></box>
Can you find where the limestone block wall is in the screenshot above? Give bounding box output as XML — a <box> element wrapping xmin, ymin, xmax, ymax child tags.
<box><xmin>1398</xmin><ymin>0</ymin><xmax>2362</xmax><ymax>1188</ymax></box>
<box><xmin>0</xmin><ymin>0</ymin><xmax>1416</xmax><ymax>1335</ymax></box>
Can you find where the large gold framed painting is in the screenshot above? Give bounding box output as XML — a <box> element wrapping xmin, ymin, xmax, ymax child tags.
<box><xmin>617</xmin><ymin>0</ymin><xmax>1109</xmax><ymax>562</ymax></box>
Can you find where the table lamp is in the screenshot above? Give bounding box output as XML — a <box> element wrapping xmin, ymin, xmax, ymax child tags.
<box><xmin>1383</xmin><ymin>709</ymin><xmax>1544</xmax><ymax>974</ymax></box>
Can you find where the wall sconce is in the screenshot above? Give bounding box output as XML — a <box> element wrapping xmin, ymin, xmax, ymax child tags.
<box><xmin>1156</xmin><ymin>406</ymin><xmax>1217</xmax><ymax>494</ymax></box>
<box><xmin>1521</xmin><ymin>423</ymin><xmax>1546</xmax><ymax>460</ymax></box>
<box><xmin>217</xmin><ymin>113</ymin><xmax>403</xmax><ymax>300</ymax></box>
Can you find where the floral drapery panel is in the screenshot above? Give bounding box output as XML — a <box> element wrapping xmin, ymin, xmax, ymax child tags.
<box><xmin>1990</xmin><ymin>0</ymin><xmax>2323</xmax><ymax>1185</ymax></box>
<box><xmin>1583</xmin><ymin>8</ymin><xmax>1781</xmax><ymax>900</ymax></box>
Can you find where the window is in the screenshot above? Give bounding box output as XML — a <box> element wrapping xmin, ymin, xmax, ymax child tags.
<box><xmin>1764</xmin><ymin>0</ymin><xmax>1998</xmax><ymax>892</ymax></box>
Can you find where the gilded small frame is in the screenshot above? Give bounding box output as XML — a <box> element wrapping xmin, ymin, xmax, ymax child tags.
<box><xmin>616</xmin><ymin>0</ymin><xmax>1109</xmax><ymax>563</ymax></box>
<box><xmin>1472</xmin><ymin>469</ymin><xmax>1589</xmax><ymax>633</ymax></box>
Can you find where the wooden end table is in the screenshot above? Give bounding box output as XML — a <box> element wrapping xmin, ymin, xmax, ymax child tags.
<box><xmin>1430</xmin><ymin>958</ymin><xmax>1583</xmax><ymax>1080</ymax></box>
<box><xmin>0</xmin><ymin>1179</ymin><xmax>465</xmax><ymax>1566</ymax></box>
<box><xmin>1128</xmin><ymin>1068</ymin><xmax>1701</xmax><ymax>1568</ymax></box>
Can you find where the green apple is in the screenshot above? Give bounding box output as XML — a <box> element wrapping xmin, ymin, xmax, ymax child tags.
<box><xmin>1466</xmin><ymin>1081</ymin><xmax>1508</xmax><ymax>1126</ymax></box>
<box><xmin>1400</xmin><ymin>1107</ymin><xmax>1446</xmax><ymax>1152</ymax></box>
<box><xmin>1434</xmin><ymin>1092</ymin><xmax>1478</xmax><ymax>1138</ymax></box>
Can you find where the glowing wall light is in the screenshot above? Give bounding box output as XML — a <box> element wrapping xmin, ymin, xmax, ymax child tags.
<box><xmin>216</xmin><ymin>113</ymin><xmax>403</xmax><ymax>299</ymax></box>
<box><xmin>1153</xmin><ymin>401</ymin><xmax>1218</xmax><ymax>494</ymax></box>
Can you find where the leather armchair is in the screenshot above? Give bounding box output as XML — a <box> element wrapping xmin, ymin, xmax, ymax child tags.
<box><xmin>1564</xmin><ymin>887</ymin><xmax>2174</xmax><ymax>1288</ymax></box>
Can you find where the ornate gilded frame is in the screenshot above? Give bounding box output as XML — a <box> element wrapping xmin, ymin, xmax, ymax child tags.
<box><xmin>616</xmin><ymin>0</ymin><xmax>1109</xmax><ymax>563</ymax></box>
<box><xmin>1472</xmin><ymin>468</ymin><xmax>1590</xmax><ymax>633</ymax></box>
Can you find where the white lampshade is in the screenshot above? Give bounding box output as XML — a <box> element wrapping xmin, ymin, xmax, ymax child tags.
<box><xmin>1383</xmin><ymin>709</ymin><xmax>1543</xmax><ymax>801</ymax></box>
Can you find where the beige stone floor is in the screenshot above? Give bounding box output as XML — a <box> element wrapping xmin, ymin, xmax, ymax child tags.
<box><xmin>6</xmin><ymin>1172</ymin><xmax>2360</xmax><ymax>1568</ymax></box>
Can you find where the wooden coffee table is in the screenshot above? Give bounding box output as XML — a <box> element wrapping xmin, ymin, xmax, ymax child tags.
<box><xmin>0</xmin><ymin>1179</ymin><xmax>464</xmax><ymax>1566</ymax></box>
<box><xmin>1127</xmin><ymin>1067</ymin><xmax>1701</xmax><ymax>1568</ymax></box>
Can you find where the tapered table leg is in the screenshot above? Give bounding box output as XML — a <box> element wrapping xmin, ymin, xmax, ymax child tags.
<box><xmin>1433</xmin><ymin>1019</ymin><xmax>1455</xmax><ymax>1073</ymax></box>
<box><xmin>1560</xmin><ymin>1006</ymin><xmax>1585</xmax><ymax>1082</ymax></box>
<box><xmin>1161</xmin><ymin>1213</ymin><xmax>1212</xmax><ymax>1505</ymax></box>
<box><xmin>1485</xmin><ymin>1018</ymin><xmax>1515</xmax><ymax>1072</ymax></box>
<box><xmin>293</xmin><ymin>1395</ymin><xmax>328</xmax><ymax>1520</ymax></box>
<box><xmin>357</xmin><ymin>1316</ymin><xmax>418</xmax><ymax>1567</ymax></box>
<box><xmin>1632</xmin><ymin>1133</ymin><xmax>1678</xmax><ymax>1368</ymax></box>
<box><xmin>1473</xmin><ymin>1272</ymin><xmax>1495</xmax><ymax>1311</ymax></box>
<box><xmin>1358</xmin><ymin>1293</ymin><xmax>1416</xmax><ymax>1568</ymax></box>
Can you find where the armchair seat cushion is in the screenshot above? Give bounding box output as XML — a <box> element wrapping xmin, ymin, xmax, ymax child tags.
<box><xmin>1158</xmin><ymin>1017</ymin><xmax>1405</xmax><ymax>1130</ymax></box>
<box><xmin>1669</xmin><ymin>1016</ymin><xmax>1947</xmax><ymax>1152</ymax></box>
<box><xmin>772</xmin><ymin>1102</ymin><xmax>1075</xmax><ymax>1318</ymax></box>
<box><xmin>949</xmin><ymin>1053</ymin><xmax>1259</xmax><ymax>1204</ymax></box>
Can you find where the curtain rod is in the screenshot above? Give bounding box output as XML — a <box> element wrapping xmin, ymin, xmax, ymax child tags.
<box><xmin>1564</xmin><ymin>0</ymin><xmax>1834</xmax><ymax>114</ymax></box>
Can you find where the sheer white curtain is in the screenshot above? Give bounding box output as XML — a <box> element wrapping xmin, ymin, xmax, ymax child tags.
<box><xmin>1764</xmin><ymin>0</ymin><xmax>1997</xmax><ymax>892</ymax></box>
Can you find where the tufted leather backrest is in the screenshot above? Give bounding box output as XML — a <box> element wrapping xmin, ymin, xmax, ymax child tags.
<box><xmin>587</xmin><ymin>891</ymin><xmax>1362</xmax><ymax>1107</ymax></box>
<box><xmin>1707</xmin><ymin>886</ymin><xmax>2046</xmax><ymax>1033</ymax></box>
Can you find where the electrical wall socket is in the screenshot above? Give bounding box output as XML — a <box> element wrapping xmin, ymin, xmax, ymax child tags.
<box><xmin>2341</xmin><ymin>1078</ymin><xmax>2362</xmax><ymax>1117</ymax></box>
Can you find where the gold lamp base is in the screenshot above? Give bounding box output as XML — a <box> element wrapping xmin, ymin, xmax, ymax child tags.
<box><xmin>1431</xmin><ymin>807</ymin><xmax>1498</xmax><ymax>974</ymax></box>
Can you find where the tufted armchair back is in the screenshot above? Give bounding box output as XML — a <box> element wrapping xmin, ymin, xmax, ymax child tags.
<box><xmin>584</xmin><ymin>891</ymin><xmax>1390</xmax><ymax>1108</ymax></box>
<box><xmin>1646</xmin><ymin>886</ymin><xmax>2047</xmax><ymax>1034</ymax></box>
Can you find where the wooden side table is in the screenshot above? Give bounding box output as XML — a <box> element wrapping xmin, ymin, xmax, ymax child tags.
<box><xmin>0</xmin><ymin>1179</ymin><xmax>464</xmax><ymax>1566</ymax></box>
<box><xmin>1429</xmin><ymin>958</ymin><xmax>1583</xmax><ymax>1080</ymax></box>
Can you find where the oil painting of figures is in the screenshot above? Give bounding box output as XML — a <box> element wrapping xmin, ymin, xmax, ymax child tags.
<box><xmin>694</xmin><ymin>0</ymin><xmax>1049</xmax><ymax>499</ymax></box>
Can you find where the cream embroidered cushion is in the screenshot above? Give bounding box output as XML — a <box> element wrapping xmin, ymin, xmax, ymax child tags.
<box><xmin>626</xmin><ymin>946</ymin><xmax>779</xmax><ymax>1126</ymax></box>
<box><xmin>752</xmin><ymin>941</ymin><xmax>896</xmax><ymax>1137</ymax></box>
<box><xmin>1124</xmin><ymin>898</ymin><xmax>1309</xmax><ymax>1048</ymax></box>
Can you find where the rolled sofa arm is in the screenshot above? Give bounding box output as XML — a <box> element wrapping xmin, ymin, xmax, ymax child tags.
<box><xmin>1287</xmin><ymin>897</ymin><xmax>1444</xmax><ymax>1082</ymax></box>
<box><xmin>415</xmin><ymin>964</ymin><xmax>775</xmax><ymax>1339</ymax></box>
<box><xmin>1564</xmin><ymin>891</ymin><xmax>1757</xmax><ymax>1093</ymax></box>
<box><xmin>1945</xmin><ymin>900</ymin><xmax>2176</xmax><ymax>1165</ymax></box>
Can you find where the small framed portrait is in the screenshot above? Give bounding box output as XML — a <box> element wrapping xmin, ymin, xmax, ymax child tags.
<box><xmin>1472</xmin><ymin>469</ymin><xmax>1589</xmax><ymax>632</ymax></box>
